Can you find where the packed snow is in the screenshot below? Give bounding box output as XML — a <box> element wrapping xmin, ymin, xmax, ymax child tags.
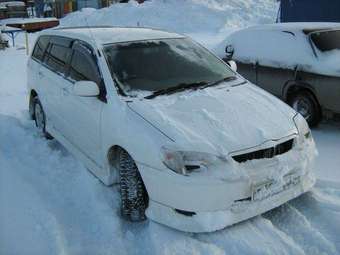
<box><xmin>1</xmin><ymin>0</ymin><xmax>340</xmax><ymax>254</ymax></box>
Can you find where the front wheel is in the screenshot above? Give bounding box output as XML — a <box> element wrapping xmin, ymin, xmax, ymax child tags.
<box><xmin>33</xmin><ymin>97</ymin><xmax>53</xmax><ymax>139</ymax></box>
<box><xmin>288</xmin><ymin>91</ymin><xmax>321</xmax><ymax>127</ymax></box>
<box><xmin>119</xmin><ymin>150</ymin><xmax>148</xmax><ymax>222</ymax></box>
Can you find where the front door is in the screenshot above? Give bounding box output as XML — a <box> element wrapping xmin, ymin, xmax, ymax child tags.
<box><xmin>60</xmin><ymin>41</ymin><xmax>105</xmax><ymax>166</ymax></box>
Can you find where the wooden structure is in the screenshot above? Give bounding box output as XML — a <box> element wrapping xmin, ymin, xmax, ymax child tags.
<box><xmin>4</xmin><ymin>18</ymin><xmax>59</xmax><ymax>32</ymax></box>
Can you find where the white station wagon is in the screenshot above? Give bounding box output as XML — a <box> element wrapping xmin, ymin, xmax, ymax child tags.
<box><xmin>27</xmin><ymin>27</ymin><xmax>316</xmax><ymax>232</ymax></box>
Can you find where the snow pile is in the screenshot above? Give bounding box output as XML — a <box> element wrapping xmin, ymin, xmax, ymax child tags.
<box><xmin>60</xmin><ymin>0</ymin><xmax>278</xmax><ymax>34</ymax></box>
<box><xmin>58</xmin><ymin>0</ymin><xmax>278</xmax><ymax>57</ymax></box>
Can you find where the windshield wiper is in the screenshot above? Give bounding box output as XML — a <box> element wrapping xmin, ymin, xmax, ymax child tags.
<box><xmin>145</xmin><ymin>81</ymin><xmax>208</xmax><ymax>99</ymax></box>
<box><xmin>200</xmin><ymin>76</ymin><xmax>237</xmax><ymax>90</ymax></box>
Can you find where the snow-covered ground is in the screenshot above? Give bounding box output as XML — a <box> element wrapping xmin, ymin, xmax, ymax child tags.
<box><xmin>1</xmin><ymin>1</ymin><xmax>340</xmax><ymax>254</ymax></box>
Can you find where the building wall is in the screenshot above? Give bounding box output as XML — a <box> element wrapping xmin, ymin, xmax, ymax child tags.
<box><xmin>280</xmin><ymin>0</ymin><xmax>340</xmax><ymax>22</ymax></box>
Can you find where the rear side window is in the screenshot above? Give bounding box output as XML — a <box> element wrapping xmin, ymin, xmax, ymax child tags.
<box><xmin>32</xmin><ymin>36</ymin><xmax>49</xmax><ymax>61</ymax></box>
<box><xmin>44</xmin><ymin>43</ymin><xmax>72</xmax><ymax>74</ymax></box>
<box><xmin>69</xmin><ymin>44</ymin><xmax>101</xmax><ymax>84</ymax></box>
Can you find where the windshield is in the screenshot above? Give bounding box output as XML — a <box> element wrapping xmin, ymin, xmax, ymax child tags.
<box><xmin>103</xmin><ymin>38</ymin><xmax>235</xmax><ymax>97</ymax></box>
<box><xmin>311</xmin><ymin>30</ymin><xmax>340</xmax><ymax>52</ymax></box>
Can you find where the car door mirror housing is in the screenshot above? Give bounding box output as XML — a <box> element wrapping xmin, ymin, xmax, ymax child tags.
<box><xmin>227</xmin><ymin>60</ymin><xmax>237</xmax><ymax>72</ymax></box>
<box><xmin>225</xmin><ymin>45</ymin><xmax>234</xmax><ymax>60</ymax></box>
<box><xmin>73</xmin><ymin>81</ymin><xmax>100</xmax><ymax>97</ymax></box>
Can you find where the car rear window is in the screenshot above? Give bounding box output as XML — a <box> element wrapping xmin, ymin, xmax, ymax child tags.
<box><xmin>32</xmin><ymin>36</ymin><xmax>50</xmax><ymax>62</ymax></box>
<box><xmin>311</xmin><ymin>30</ymin><xmax>340</xmax><ymax>52</ymax></box>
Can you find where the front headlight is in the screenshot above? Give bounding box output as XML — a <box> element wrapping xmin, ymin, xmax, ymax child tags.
<box><xmin>293</xmin><ymin>113</ymin><xmax>312</xmax><ymax>142</ymax></box>
<box><xmin>161</xmin><ymin>147</ymin><xmax>227</xmax><ymax>175</ymax></box>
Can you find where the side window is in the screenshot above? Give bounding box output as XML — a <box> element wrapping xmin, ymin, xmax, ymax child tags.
<box><xmin>44</xmin><ymin>43</ymin><xmax>72</xmax><ymax>75</ymax></box>
<box><xmin>69</xmin><ymin>45</ymin><xmax>101</xmax><ymax>85</ymax></box>
<box><xmin>32</xmin><ymin>36</ymin><xmax>49</xmax><ymax>61</ymax></box>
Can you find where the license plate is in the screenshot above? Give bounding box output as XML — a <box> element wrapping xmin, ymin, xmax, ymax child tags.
<box><xmin>252</xmin><ymin>180</ymin><xmax>274</xmax><ymax>201</ymax></box>
<box><xmin>252</xmin><ymin>174</ymin><xmax>301</xmax><ymax>201</ymax></box>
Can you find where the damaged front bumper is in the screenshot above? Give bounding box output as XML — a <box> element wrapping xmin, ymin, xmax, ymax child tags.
<box><xmin>139</xmin><ymin>136</ymin><xmax>316</xmax><ymax>233</ymax></box>
<box><xmin>146</xmin><ymin>172</ymin><xmax>315</xmax><ymax>233</ymax></box>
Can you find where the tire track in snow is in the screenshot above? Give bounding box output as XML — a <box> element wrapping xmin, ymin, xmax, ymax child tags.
<box><xmin>0</xmin><ymin>114</ymin><xmax>129</xmax><ymax>255</ymax></box>
<box><xmin>287</xmin><ymin>187</ymin><xmax>340</xmax><ymax>254</ymax></box>
<box><xmin>193</xmin><ymin>216</ymin><xmax>305</xmax><ymax>255</ymax></box>
<box><xmin>263</xmin><ymin>195</ymin><xmax>338</xmax><ymax>255</ymax></box>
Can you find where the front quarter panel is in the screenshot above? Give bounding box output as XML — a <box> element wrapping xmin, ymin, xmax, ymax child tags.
<box><xmin>101</xmin><ymin>97</ymin><xmax>172</xmax><ymax>185</ymax></box>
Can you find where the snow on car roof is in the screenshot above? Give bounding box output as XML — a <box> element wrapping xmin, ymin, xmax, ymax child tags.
<box><xmin>226</xmin><ymin>22</ymin><xmax>340</xmax><ymax>77</ymax></box>
<box><xmin>242</xmin><ymin>22</ymin><xmax>340</xmax><ymax>34</ymax></box>
<box><xmin>41</xmin><ymin>26</ymin><xmax>185</xmax><ymax>45</ymax></box>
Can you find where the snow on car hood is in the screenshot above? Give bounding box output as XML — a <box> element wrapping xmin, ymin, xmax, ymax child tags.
<box><xmin>128</xmin><ymin>80</ymin><xmax>298</xmax><ymax>155</ymax></box>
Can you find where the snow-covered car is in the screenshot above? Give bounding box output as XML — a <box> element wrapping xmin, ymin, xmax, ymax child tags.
<box><xmin>224</xmin><ymin>23</ymin><xmax>340</xmax><ymax>127</ymax></box>
<box><xmin>27</xmin><ymin>26</ymin><xmax>316</xmax><ymax>233</ymax></box>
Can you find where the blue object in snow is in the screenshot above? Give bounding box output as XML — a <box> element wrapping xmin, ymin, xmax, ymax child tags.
<box><xmin>278</xmin><ymin>0</ymin><xmax>340</xmax><ymax>23</ymax></box>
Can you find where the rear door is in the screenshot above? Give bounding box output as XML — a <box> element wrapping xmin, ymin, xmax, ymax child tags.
<box><xmin>29</xmin><ymin>36</ymin><xmax>50</xmax><ymax>113</ymax></box>
<box><xmin>59</xmin><ymin>40</ymin><xmax>105</xmax><ymax>166</ymax></box>
<box><xmin>255</xmin><ymin>31</ymin><xmax>297</xmax><ymax>98</ymax></box>
<box><xmin>39</xmin><ymin>36</ymin><xmax>73</xmax><ymax>132</ymax></box>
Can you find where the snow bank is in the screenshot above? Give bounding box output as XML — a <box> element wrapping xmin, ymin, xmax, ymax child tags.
<box><xmin>58</xmin><ymin>0</ymin><xmax>278</xmax><ymax>58</ymax></box>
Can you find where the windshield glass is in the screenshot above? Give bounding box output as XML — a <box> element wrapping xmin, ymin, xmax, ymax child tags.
<box><xmin>311</xmin><ymin>30</ymin><xmax>340</xmax><ymax>52</ymax></box>
<box><xmin>103</xmin><ymin>38</ymin><xmax>235</xmax><ymax>97</ymax></box>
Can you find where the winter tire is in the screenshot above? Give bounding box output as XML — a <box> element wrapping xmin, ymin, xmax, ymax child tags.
<box><xmin>33</xmin><ymin>97</ymin><xmax>53</xmax><ymax>139</ymax></box>
<box><xmin>288</xmin><ymin>91</ymin><xmax>321</xmax><ymax>127</ymax></box>
<box><xmin>119</xmin><ymin>149</ymin><xmax>148</xmax><ymax>222</ymax></box>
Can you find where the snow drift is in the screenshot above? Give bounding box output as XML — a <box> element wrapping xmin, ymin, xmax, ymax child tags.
<box><xmin>60</xmin><ymin>0</ymin><xmax>278</xmax><ymax>34</ymax></box>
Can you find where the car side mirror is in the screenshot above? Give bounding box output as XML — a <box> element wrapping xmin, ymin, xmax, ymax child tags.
<box><xmin>227</xmin><ymin>60</ymin><xmax>237</xmax><ymax>72</ymax></box>
<box><xmin>225</xmin><ymin>45</ymin><xmax>234</xmax><ymax>60</ymax></box>
<box><xmin>73</xmin><ymin>81</ymin><xmax>100</xmax><ymax>97</ymax></box>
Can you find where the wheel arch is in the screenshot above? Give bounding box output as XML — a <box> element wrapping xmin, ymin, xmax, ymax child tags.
<box><xmin>106</xmin><ymin>145</ymin><xmax>142</xmax><ymax>185</ymax></box>
<box><xmin>282</xmin><ymin>81</ymin><xmax>320</xmax><ymax>108</ymax></box>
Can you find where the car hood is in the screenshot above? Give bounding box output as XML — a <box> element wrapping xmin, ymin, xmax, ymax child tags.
<box><xmin>128</xmin><ymin>81</ymin><xmax>298</xmax><ymax>155</ymax></box>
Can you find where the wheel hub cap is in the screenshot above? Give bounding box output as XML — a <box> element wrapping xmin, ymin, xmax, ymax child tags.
<box><xmin>293</xmin><ymin>99</ymin><xmax>311</xmax><ymax>120</ymax></box>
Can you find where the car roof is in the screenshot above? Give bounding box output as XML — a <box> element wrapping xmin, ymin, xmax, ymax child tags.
<box><xmin>243</xmin><ymin>22</ymin><xmax>340</xmax><ymax>35</ymax></box>
<box><xmin>40</xmin><ymin>26</ymin><xmax>185</xmax><ymax>45</ymax></box>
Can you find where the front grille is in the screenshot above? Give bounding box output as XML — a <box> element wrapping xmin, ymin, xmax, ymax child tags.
<box><xmin>232</xmin><ymin>139</ymin><xmax>294</xmax><ymax>163</ymax></box>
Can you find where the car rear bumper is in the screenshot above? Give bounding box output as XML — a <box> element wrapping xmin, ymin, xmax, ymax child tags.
<box><xmin>145</xmin><ymin>172</ymin><xmax>315</xmax><ymax>233</ymax></box>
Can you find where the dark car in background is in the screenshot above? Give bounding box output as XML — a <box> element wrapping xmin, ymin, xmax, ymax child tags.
<box><xmin>224</xmin><ymin>23</ymin><xmax>340</xmax><ymax>126</ymax></box>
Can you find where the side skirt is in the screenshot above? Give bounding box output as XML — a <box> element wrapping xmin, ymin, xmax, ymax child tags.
<box><xmin>46</xmin><ymin>123</ymin><xmax>113</xmax><ymax>186</ymax></box>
